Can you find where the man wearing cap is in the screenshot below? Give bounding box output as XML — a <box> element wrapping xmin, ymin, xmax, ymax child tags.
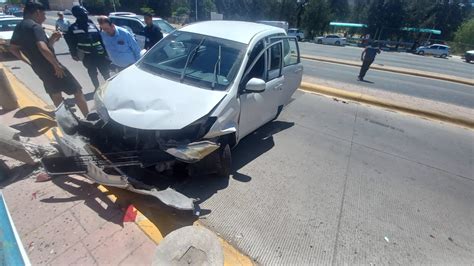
<box><xmin>143</xmin><ymin>13</ymin><xmax>162</xmax><ymax>50</ymax></box>
<box><xmin>66</xmin><ymin>5</ymin><xmax>110</xmax><ymax>90</ymax></box>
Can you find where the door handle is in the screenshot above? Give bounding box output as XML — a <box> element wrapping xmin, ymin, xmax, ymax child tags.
<box><xmin>274</xmin><ymin>84</ymin><xmax>283</xmax><ymax>90</ymax></box>
<box><xmin>294</xmin><ymin>68</ymin><xmax>303</xmax><ymax>73</ymax></box>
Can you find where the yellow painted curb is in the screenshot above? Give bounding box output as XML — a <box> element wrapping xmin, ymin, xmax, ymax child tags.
<box><xmin>0</xmin><ymin>64</ymin><xmax>56</xmax><ymax>139</ymax></box>
<box><xmin>301</xmin><ymin>54</ymin><xmax>474</xmax><ymax>86</ymax></box>
<box><xmin>299</xmin><ymin>81</ymin><xmax>474</xmax><ymax>129</ymax></box>
<box><xmin>1</xmin><ymin>63</ymin><xmax>254</xmax><ymax>265</ymax></box>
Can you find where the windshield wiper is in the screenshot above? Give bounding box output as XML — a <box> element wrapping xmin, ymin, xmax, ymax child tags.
<box><xmin>181</xmin><ymin>38</ymin><xmax>205</xmax><ymax>82</ymax></box>
<box><xmin>211</xmin><ymin>45</ymin><xmax>222</xmax><ymax>90</ymax></box>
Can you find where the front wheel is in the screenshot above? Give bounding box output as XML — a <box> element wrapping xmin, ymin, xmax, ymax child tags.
<box><xmin>335</xmin><ymin>41</ymin><xmax>340</xmax><ymax>46</ymax></box>
<box><xmin>440</xmin><ymin>54</ymin><xmax>447</xmax><ymax>58</ymax></box>
<box><xmin>317</xmin><ymin>39</ymin><xmax>322</xmax><ymax>44</ymax></box>
<box><xmin>216</xmin><ymin>144</ymin><xmax>231</xmax><ymax>178</ymax></box>
<box><xmin>417</xmin><ymin>50</ymin><xmax>425</xmax><ymax>55</ymax></box>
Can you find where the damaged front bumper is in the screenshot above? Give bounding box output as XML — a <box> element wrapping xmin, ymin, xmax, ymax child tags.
<box><xmin>43</xmin><ymin>104</ymin><xmax>221</xmax><ymax>211</ymax></box>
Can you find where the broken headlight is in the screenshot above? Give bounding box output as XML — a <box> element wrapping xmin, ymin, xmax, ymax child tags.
<box><xmin>94</xmin><ymin>81</ymin><xmax>110</xmax><ymax>123</ymax></box>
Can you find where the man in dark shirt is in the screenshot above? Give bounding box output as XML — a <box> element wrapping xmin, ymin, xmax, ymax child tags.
<box><xmin>9</xmin><ymin>2</ymin><xmax>89</xmax><ymax>116</ymax></box>
<box><xmin>358</xmin><ymin>42</ymin><xmax>381</xmax><ymax>81</ymax></box>
<box><xmin>143</xmin><ymin>13</ymin><xmax>163</xmax><ymax>50</ymax></box>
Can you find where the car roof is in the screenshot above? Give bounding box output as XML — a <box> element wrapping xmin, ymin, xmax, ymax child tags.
<box><xmin>180</xmin><ymin>21</ymin><xmax>285</xmax><ymax>44</ymax></box>
<box><xmin>109</xmin><ymin>13</ymin><xmax>165</xmax><ymax>21</ymax></box>
<box><xmin>0</xmin><ymin>16</ymin><xmax>21</xmax><ymax>21</ymax></box>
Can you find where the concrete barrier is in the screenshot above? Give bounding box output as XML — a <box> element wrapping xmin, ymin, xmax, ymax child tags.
<box><xmin>299</xmin><ymin>81</ymin><xmax>474</xmax><ymax>130</ymax></box>
<box><xmin>0</xmin><ymin>68</ymin><xmax>19</xmax><ymax>111</ymax></box>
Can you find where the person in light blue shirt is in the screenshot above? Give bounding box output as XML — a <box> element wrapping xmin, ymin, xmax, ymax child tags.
<box><xmin>55</xmin><ymin>11</ymin><xmax>71</xmax><ymax>33</ymax></box>
<box><xmin>97</xmin><ymin>16</ymin><xmax>141</xmax><ymax>70</ymax></box>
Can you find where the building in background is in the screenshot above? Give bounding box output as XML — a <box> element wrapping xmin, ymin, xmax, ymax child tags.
<box><xmin>48</xmin><ymin>0</ymin><xmax>80</xmax><ymax>10</ymax></box>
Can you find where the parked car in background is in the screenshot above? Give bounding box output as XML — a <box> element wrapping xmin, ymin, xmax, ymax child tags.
<box><xmin>288</xmin><ymin>28</ymin><xmax>305</xmax><ymax>41</ymax></box>
<box><xmin>415</xmin><ymin>44</ymin><xmax>450</xmax><ymax>58</ymax></box>
<box><xmin>109</xmin><ymin>12</ymin><xmax>176</xmax><ymax>49</ymax></box>
<box><xmin>0</xmin><ymin>16</ymin><xmax>22</xmax><ymax>56</ymax></box>
<box><xmin>464</xmin><ymin>50</ymin><xmax>474</xmax><ymax>63</ymax></box>
<box><xmin>12</xmin><ymin>11</ymin><xmax>23</xmax><ymax>17</ymax></box>
<box><xmin>315</xmin><ymin>35</ymin><xmax>346</xmax><ymax>46</ymax></box>
<box><xmin>48</xmin><ymin>20</ymin><xmax>303</xmax><ymax>211</ymax></box>
<box><xmin>256</xmin><ymin>20</ymin><xmax>289</xmax><ymax>32</ymax></box>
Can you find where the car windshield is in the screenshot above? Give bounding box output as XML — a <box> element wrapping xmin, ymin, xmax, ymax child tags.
<box><xmin>0</xmin><ymin>19</ymin><xmax>21</xmax><ymax>31</ymax></box>
<box><xmin>138</xmin><ymin>31</ymin><xmax>247</xmax><ymax>91</ymax></box>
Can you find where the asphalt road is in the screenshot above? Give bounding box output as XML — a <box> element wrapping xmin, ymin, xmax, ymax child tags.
<box><xmin>302</xmin><ymin>59</ymin><xmax>474</xmax><ymax>109</ymax></box>
<box><xmin>298</xmin><ymin>42</ymin><xmax>474</xmax><ymax>79</ymax></box>
<box><xmin>5</xmin><ymin>55</ymin><xmax>473</xmax><ymax>264</ymax></box>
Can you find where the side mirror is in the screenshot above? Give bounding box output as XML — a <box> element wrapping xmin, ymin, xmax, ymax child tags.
<box><xmin>244</xmin><ymin>78</ymin><xmax>266</xmax><ymax>93</ymax></box>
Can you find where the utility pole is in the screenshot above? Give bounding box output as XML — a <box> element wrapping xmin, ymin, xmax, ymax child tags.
<box><xmin>195</xmin><ymin>0</ymin><xmax>198</xmax><ymax>21</ymax></box>
<box><xmin>111</xmin><ymin>0</ymin><xmax>117</xmax><ymax>12</ymax></box>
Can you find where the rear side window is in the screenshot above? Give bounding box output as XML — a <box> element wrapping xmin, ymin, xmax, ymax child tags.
<box><xmin>128</xmin><ymin>20</ymin><xmax>144</xmax><ymax>35</ymax></box>
<box><xmin>267</xmin><ymin>42</ymin><xmax>282</xmax><ymax>81</ymax></box>
<box><xmin>283</xmin><ymin>39</ymin><xmax>299</xmax><ymax>66</ymax></box>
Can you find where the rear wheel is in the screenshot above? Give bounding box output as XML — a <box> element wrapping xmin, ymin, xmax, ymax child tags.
<box><xmin>440</xmin><ymin>54</ymin><xmax>447</xmax><ymax>58</ymax></box>
<box><xmin>418</xmin><ymin>50</ymin><xmax>425</xmax><ymax>55</ymax></box>
<box><xmin>317</xmin><ymin>39</ymin><xmax>322</xmax><ymax>44</ymax></box>
<box><xmin>335</xmin><ymin>41</ymin><xmax>340</xmax><ymax>46</ymax></box>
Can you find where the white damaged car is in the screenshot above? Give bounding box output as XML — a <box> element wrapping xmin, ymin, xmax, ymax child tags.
<box><xmin>45</xmin><ymin>21</ymin><xmax>303</xmax><ymax>211</ymax></box>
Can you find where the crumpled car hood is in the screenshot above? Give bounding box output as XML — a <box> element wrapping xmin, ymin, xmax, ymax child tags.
<box><xmin>103</xmin><ymin>65</ymin><xmax>227</xmax><ymax>130</ymax></box>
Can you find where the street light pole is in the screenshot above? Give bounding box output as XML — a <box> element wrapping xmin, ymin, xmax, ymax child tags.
<box><xmin>195</xmin><ymin>0</ymin><xmax>198</xmax><ymax>21</ymax></box>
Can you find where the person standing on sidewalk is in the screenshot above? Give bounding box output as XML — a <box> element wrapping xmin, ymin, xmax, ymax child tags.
<box><xmin>358</xmin><ymin>42</ymin><xmax>381</xmax><ymax>81</ymax></box>
<box><xmin>55</xmin><ymin>11</ymin><xmax>70</xmax><ymax>33</ymax></box>
<box><xmin>144</xmin><ymin>13</ymin><xmax>163</xmax><ymax>50</ymax></box>
<box><xmin>9</xmin><ymin>2</ymin><xmax>89</xmax><ymax>116</ymax></box>
<box><xmin>97</xmin><ymin>16</ymin><xmax>141</xmax><ymax>71</ymax></box>
<box><xmin>66</xmin><ymin>6</ymin><xmax>110</xmax><ymax>90</ymax></box>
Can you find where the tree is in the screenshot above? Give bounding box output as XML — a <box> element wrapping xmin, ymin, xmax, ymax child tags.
<box><xmin>302</xmin><ymin>0</ymin><xmax>331</xmax><ymax>38</ymax></box>
<box><xmin>453</xmin><ymin>18</ymin><xmax>474</xmax><ymax>52</ymax></box>
<box><xmin>328</xmin><ymin>0</ymin><xmax>349</xmax><ymax>21</ymax></box>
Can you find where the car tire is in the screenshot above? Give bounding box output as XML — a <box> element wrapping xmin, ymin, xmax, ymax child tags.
<box><xmin>297</xmin><ymin>36</ymin><xmax>301</xmax><ymax>42</ymax></box>
<box><xmin>440</xmin><ymin>54</ymin><xmax>447</xmax><ymax>58</ymax></box>
<box><xmin>467</xmin><ymin>58</ymin><xmax>471</xmax><ymax>63</ymax></box>
<box><xmin>216</xmin><ymin>143</ymin><xmax>231</xmax><ymax>178</ymax></box>
<box><xmin>418</xmin><ymin>50</ymin><xmax>425</xmax><ymax>55</ymax></box>
<box><xmin>335</xmin><ymin>41</ymin><xmax>340</xmax><ymax>46</ymax></box>
<box><xmin>317</xmin><ymin>39</ymin><xmax>322</xmax><ymax>44</ymax></box>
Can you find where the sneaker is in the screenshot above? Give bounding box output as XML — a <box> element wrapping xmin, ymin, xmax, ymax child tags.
<box><xmin>358</xmin><ymin>76</ymin><xmax>364</xmax><ymax>81</ymax></box>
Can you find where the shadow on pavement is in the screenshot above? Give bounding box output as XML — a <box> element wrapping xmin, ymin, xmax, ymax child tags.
<box><xmin>43</xmin><ymin>175</ymin><xmax>124</xmax><ymax>226</ymax></box>
<box><xmin>177</xmin><ymin>120</ymin><xmax>295</xmax><ymax>207</ymax></box>
<box><xmin>10</xmin><ymin>117</ymin><xmax>56</xmax><ymax>137</ymax></box>
<box><xmin>359</xmin><ymin>79</ymin><xmax>374</xmax><ymax>84</ymax></box>
<box><xmin>14</xmin><ymin>106</ymin><xmax>55</xmax><ymax>119</ymax></box>
<box><xmin>0</xmin><ymin>163</ymin><xmax>39</xmax><ymax>188</ymax></box>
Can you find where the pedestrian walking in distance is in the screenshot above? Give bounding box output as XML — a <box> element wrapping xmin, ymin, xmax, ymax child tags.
<box><xmin>358</xmin><ymin>42</ymin><xmax>381</xmax><ymax>81</ymax></box>
<box><xmin>67</xmin><ymin>6</ymin><xmax>110</xmax><ymax>90</ymax></box>
<box><xmin>144</xmin><ymin>13</ymin><xmax>163</xmax><ymax>50</ymax></box>
<box><xmin>97</xmin><ymin>16</ymin><xmax>141</xmax><ymax>71</ymax></box>
<box><xmin>9</xmin><ymin>2</ymin><xmax>89</xmax><ymax>116</ymax></box>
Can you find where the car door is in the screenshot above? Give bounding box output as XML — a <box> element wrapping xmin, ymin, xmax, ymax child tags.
<box><xmin>238</xmin><ymin>40</ymin><xmax>284</xmax><ymax>139</ymax></box>
<box><xmin>274</xmin><ymin>36</ymin><xmax>303</xmax><ymax>106</ymax></box>
<box><xmin>427</xmin><ymin>45</ymin><xmax>437</xmax><ymax>55</ymax></box>
<box><xmin>127</xmin><ymin>19</ymin><xmax>146</xmax><ymax>49</ymax></box>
